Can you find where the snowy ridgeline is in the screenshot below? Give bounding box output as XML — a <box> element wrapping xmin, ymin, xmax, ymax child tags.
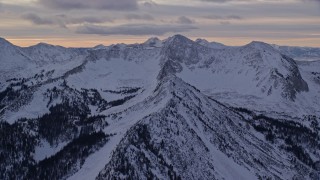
<box><xmin>0</xmin><ymin>35</ymin><xmax>319</xmax><ymax>180</ymax></box>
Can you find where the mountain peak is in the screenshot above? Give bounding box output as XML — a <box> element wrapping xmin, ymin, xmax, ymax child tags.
<box><xmin>93</xmin><ymin>44</ymin><xmax>107</xmax><ymax>50</ymax></box>
<box><xmin>160</xmin><ymin>35</ymin><xmax>204</xmax><ymax>67</ymax></box>
<box><xmin>195</xmin><ymin>38</ymin><xmax>226</xmax><ymax>49</ymax></box>
<box><xmin>246</xmin><ymin>41</ymin><xmax>276</xmax><ymax>52</ymax></box>
<box><xmin>0</xmin><ymin>37</ymin><xmax>7</xmax><ymax>42</ymax></box>
<box><xmin>166</xmin><ymin>34</ymin><xmax>193</xmax><ymax>44</ymax></box>
<box><xmin>143</xmin><ymin>37</ymin><xmax>163</xmax><ymax>47</ymax></box>
<box><xmin>195</xmin><ymin>38</ymin><xmax>209</xmax><ymax>44</ymax></box>
<box><xmin>0</xmin><ymin>37</ymin><xmax>14</xmax><ymax>47</ymax></box>
<box><xmin>31</xmin><ymin>42</ymin><xmax>63</xmax><ymax>49</ymax></box>
<box><xmin>35</xmin><ymin>42</ymin><xmax>54</xmax><ymax>47</ymax></box>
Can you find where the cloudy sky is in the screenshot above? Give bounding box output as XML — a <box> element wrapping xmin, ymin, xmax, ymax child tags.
<box><xmin>0</xmin><ymin>0</ymin><xmax>319</xmax><ymax>47</ymax></box>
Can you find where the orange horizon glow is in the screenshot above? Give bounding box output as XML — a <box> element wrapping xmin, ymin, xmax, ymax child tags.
<box><xmin>5</xmin><ymin>36</ymin><xmax>320</xmax><ymax>48</ymax></box>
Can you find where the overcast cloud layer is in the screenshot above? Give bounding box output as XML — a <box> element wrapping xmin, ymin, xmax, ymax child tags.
<box><xmin>0</xmin><ymin>0</ymin><xmax>319</xmax><ymax>47</ymax></box>
<box><xmin>39</xmin><ymin>0</ymin><xmax>138</xmax><ymax>10</ymax></box>
<box><xmin>76</xmin><ymin>24</ymin><xmax>197</xmax><ymax>35</ymax></box>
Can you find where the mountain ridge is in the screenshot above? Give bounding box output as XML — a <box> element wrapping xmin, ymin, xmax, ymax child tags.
<box><xmin>0</xmin><ymin>35</ymin><xmax>319</xmax><ymax>179</ymax></box>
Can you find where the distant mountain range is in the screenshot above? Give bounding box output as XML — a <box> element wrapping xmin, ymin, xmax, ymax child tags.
<box><xmin>0</xmin><ymin>35</ymin><xmax>319</xmax><ymax>180</ymax></box>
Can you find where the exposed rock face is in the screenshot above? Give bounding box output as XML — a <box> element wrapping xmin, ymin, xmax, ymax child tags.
<box><xmin>279</xmin><ymin>55</ymin><xmax>309</xmax><ymax>99</ymax></box>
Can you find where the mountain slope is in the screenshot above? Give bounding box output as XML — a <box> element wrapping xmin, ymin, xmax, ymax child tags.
<box><xmin>164</xmin><ymin>36</ymin><xmax>309</xmax><ymax>100</ymax></box>
<box><xmin>96</xmin><ymin>76</ymin><xmax>319</xmax><ymax>180</ymax></box>
<box><xmin>0</xmin><ymin>38</ymin><xmax>34</xmax><ymax>89</ymax></box>
<box><xmin>0</xmin><ymin>35</ymin><xmax>319</xmax><ymax>180</ymax></box>
<box><xmin>158</xmin><ymin>35</ymin><xmax>312</xmax><ymax>116</ymax></box>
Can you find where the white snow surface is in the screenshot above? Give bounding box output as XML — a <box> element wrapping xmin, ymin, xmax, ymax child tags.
<box><xmin>0</xmin><ymin>35</ymin><xmax>319</xmax><ymax>179</ymax></box>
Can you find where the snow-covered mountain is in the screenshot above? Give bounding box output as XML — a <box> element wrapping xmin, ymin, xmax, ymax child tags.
<box><xmin>0</xmin><ymin>35</ymin><xmax>319</xmax><ymax>180</ymax></box>
<box><xmin>0</xmin><ymin>38</ymin><xmax>34</xmax><ymax>87</ymax></box>
<box><xmin>195</xmin><ymin>38</ymin><xmax>227</xmax><ymax>49</ymax></box>
<box><xmin>22</xmin><ymin>43</ymin><xmax>88</xmax><ymax>66</ymax></box>
<box><xmin>272</xmin><ymin>44</ymin><xmax>320</xmax><ymax>61</ymax></box>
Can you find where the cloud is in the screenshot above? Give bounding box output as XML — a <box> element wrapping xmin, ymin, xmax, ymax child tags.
<box><xmin>176</xmin><ymin>16</ymin><xmax>195</xmax><ymax>24</ymax></box>
<box><xmin>201</xmin><ymin>0</ymin><xmax>233</xmax><ymax>2</ymax></box>
<box><xmin>22</xmin><ymin>13</ymin><xmax>113</xmax><ymax>28</ymax></box>
<box><xmin>76</xmin><ymin>24</ymin><xmax>197</xmax><ymax>36</ymax></box>
<box><xmin>125</xmin><ymin>14</ymin><xmax>154</xmax><ymax>21</ymax></box>
<box><xmin>141</xmin><ymin>1</ymin><xmax>158</xmax><ymax>8</ymax></box>
<box><xmin>201</xmin><ymin>0</ymin><xmax>320</xmax><ymax>4</ymax></box>
<box><xmin>301</xmin><ymin>0</ymin><xmax>320</xmax><ymax>5</ymax></box>
<box><xmin>201</xmin><ymin>0</ymin><xmax>254</xmax><ymax>3</ymax></box>
<box><xmin>38</xmin><ymin>0</ymin><xmax>138</xmax><ymax>10</ymax></box>
<box><xmin>57</xmin><ymin>15</ymin><xmax>114</xmax><ymax>24</ymax></box>
<box><xmin>202</xmin><ymin>15</ymin><xmax>242</xmax><ymax>26</ymax></box>
<box><xmin>203</xmin><ymin>15</ymin><xmax>243</xmax><ymax>20</ymax></box>
<box><xmin>22</xmin><ymin>13</ymin><xmax>55</xmax><ymax>25</ymax></box>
